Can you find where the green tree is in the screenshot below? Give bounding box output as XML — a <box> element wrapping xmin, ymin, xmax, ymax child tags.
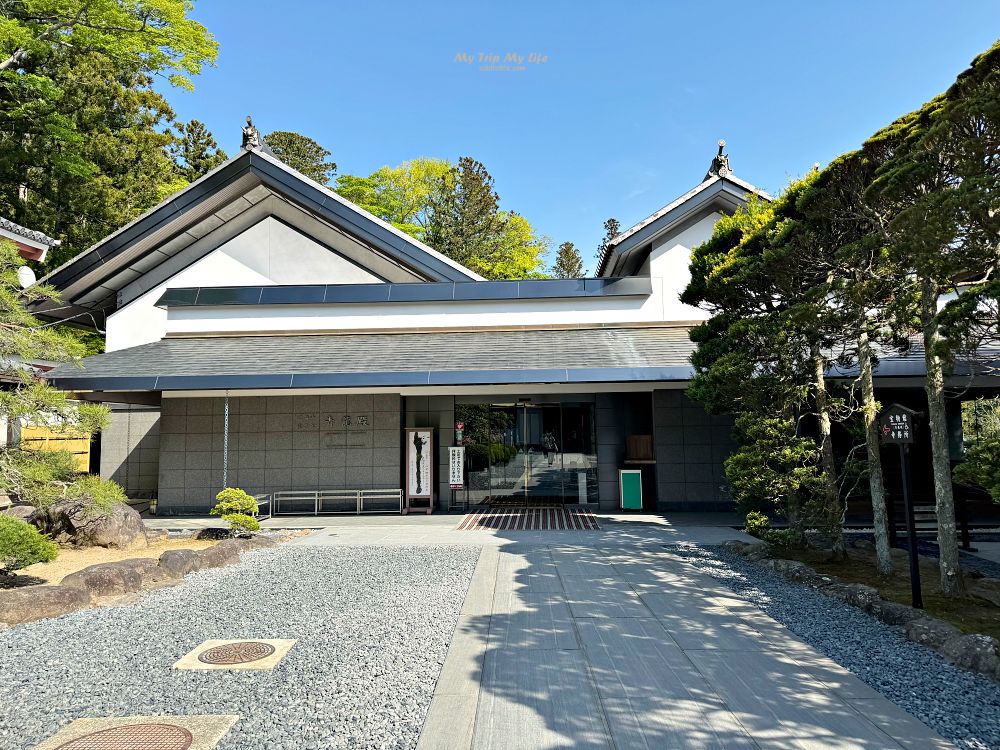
<box><xmin>551</xmin><ymin>241</ymin><xmax>584</xmax><ymax>278</ymax></box>
<box><xmin>864</xmin><ymin>44</ymin><xmax>1000</xmax><ymax>596</ymax></box>
<box><xmin>0</xmin><ymin>0</ymin><xmax>217</xmax><ymax>87</ymax></box>
<box><xmin>684</xmin><ymin>179</ymin><xmax>854</xmax><ymax>557</ymax></box>
<box><xmin>598</xmin><ymin>218</ymin><xmax>620</xmax><ymax>268</ymax></box>
<box><xmin>425</xmin><ymin>157</ymin><xmax>546</xmax><ymax>279</ymax></box>
<box><xmin>0</xmin><ymin>0</ymin><xmax>216</xmax><ymax>268</ymax></box>
<box><xmin>336</xmin><ymin>157</ymin><xmax>451</xmax><ymax>240</ymax></box>
<box><xmin>1</xmin><ymin>52</ymin><xmax>185</xmax><ymax>269</ymax></box>
<box><xmin>264</xmin><ymin>130</ymin><xmax>337</xmax><ymax>185</ymax></box>
<box><xmin>171</xmin><ymin>119</ymin><xmax>228</xmax><ymax>182</ymax></box>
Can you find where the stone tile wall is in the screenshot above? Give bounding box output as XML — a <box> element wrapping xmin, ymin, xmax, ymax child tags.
<box><xmin>100</xmin><ymin>405</ymin><xmax>160</xmax><ymax>496</ymax></box>
<box><xmin>157</xmin><ymin>394</ymin><xmax>402</xmax><ymax>513</ymax></box>
<box><xmin>653</xmin><ymin>389</ymin><xmax>736</xmax><ymax>511</ymax></box>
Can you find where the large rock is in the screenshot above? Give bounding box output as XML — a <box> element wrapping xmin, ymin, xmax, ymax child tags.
<box><xmin>905</xmin><ymin>617</ymin><xmax>963</xmax><ymax>648</ymax></box>
<box><xmin>158</xmin><ymin>549</ymin><xmax>203</xmax><ymax>578</ymax></box>
<box><xmin>867</xmin><ymin>599</ymin><xmax>924</xmax><ymax>626</ymax></box>
<box><xmin>35</xmin><ymin>500</ymin><xmax>147</xmax><ymax>550</ymax></box>
<box><xmin>197</xmin><ymin>539</ymin><xmax>244</xmax><ymax>569</ymax></box>
<box><xmin>61</xmin><ymin>562</ymin><xmax>143</xmax><ymax>597</ymax></box>
<box><xmin>1</xmin><ymin>504</ymin><xmax>35</xmax><ymax>523</ymax></box>
<box><xmin>969</xmin><ymin>578</ymin><xmax>1000</xmax><ymax>608</ymax></box>
<box><xmin>940</xmin><ymin>633</ymin><xmax>1000</xmax><ymax>675</ymax></box>
<box><xmin>723</xmin><ymin>540</ymin><xmax>769</xmax><ymax>561</ymax></box>
<box><xmin>0</xmin><ymin>585</ymin><xmax>91</xmax><ymax>625</ymax></box>
<box><xmin>843</xmin><ymin>583</ymin><xmax>882</xmax><ymax>612</ymax></box>
<box><xmin>759</xmin><ymin>558</ymin><xmax>820</xmax><ymax>584</ymax></box>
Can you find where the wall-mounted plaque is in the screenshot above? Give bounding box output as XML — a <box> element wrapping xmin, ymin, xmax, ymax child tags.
<box><xmin>404</xmin><ymin>427</ymin><xmax>434</xmax><ymax>514</ymax></box>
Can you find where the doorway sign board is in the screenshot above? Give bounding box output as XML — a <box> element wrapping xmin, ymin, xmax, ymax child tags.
<box><xmin>449</xmin><ymin>446</ymin><xmax>465</xmax><ymax>490</ymax></box>
<box><xmin>404</xmin><ymin>427</ymin><xmax>434</xmax><ymax>515</ymax></box>
<box><xmin>619</xmin><ymin>469</ymin><xmax>643</xmax><ymax>510</ymax></box>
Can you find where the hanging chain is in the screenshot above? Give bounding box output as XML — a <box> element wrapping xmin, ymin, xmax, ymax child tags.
<box><xmin>124</xmin><ymin>406</ymin><xmax>132</xmax><ymax>493</ymax></box>
<box><xmin>222</xmin><ymin>391</ymin><xmax>230</xmax><ymax>489</ymax></box>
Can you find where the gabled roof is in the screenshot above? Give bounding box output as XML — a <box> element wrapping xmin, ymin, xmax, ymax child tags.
<box><xmin>33</xmin><ymin>147</ymin><xmax>483</xmax><ymax>325</ymax></box>
<box><xmin>0</xmin><ymin>216</ymin><xmax>60</xmax><ymax>262</ymax></box>
<box><xmin>596</xmin><ymin>172</ymin><xmax>770</xmax><ymax>278</ymax></box>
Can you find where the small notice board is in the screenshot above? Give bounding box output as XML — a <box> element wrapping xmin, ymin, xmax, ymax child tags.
<box><xmin>448</xmin><ymin>446</ymin><xmax>465</xmax><ymax>490</ymax></box>
<box><xmin>619</xmin><ymin>469</ymin><xmax>642</xmax><ymax>511</ymax></box>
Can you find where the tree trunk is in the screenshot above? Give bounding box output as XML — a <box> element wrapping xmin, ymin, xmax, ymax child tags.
<box><xmin>859</xmin><ymin>330</ymin><xmax>893</xmax><ymax>576</ymax></box>
<box><xmin>813</xmin><ymin>346</ymin><xmax>846</xmax><ymax>559</ymax></box>
<box><xmin>920</xmin><ymin>277</ymin><xmax>965</xmax><ymax>596</ymax></box>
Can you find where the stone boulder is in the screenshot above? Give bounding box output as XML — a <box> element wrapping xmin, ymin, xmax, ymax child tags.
<box><xmin>197</xmin><ymin>539</ymin><xmax>244</xmax><ymax>569</ymax></box>
<box><xmin>759</xmin><ymin>558</ymin><xmax>820</xmax><ymax>584</ymax></box>
<box><xmin>969</xmin><ymin>578</ymin><xmax>1000</xmax><ymax>608</ymax></box>
<box><xmin>35</xmin><ymin>500</ymin><xmax>147</xmax><ymax>550</ymax></box>
<box><xmin>158</xmin><ymin>549</ymin><xmax>203</xmax><ymax>578</ymax></box>
<box><xmin>61</xmin><ymin>562</ymin><xmax>144</xmax><ymax>597</ymax></box>
<box><xmin>1</xmin><ymin>504</ymin><xmax>35</xmax><ymax>523</ymax></box>
<box><xmin>940</xmin><ymin>633</ymin><xmax>1000</xmax><ymax>675</ymax></box>
<box><xmin>723</xmin><ymin>540</ymin><xmax>769</xmax><ymax>561</ymax></box>
<box><xmin>843</xmin><ymin>583</ymin><xmax>882</xmax><ymax>612</ymax></box>
<box><xmin>867</xmin><ymin>599</ymin><xmax>924</xmax><ymax>626</ymax></box>
<box><xmin>905</xmin><ymin>617</ymin><xmax>963</xmax><ymax>648</ymax></box>
<box><xmin>0</xmin><ymin>585</ymin><xmax>91</xmax><ymax>625</ymax></box>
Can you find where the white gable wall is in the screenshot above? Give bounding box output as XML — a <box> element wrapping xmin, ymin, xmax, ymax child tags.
<box><xmin>648</xmin><ymin>212</ymin><xmax>717</xmax><ymax>323</ymax></box>
<box><xmin>106</xmin><ymin>217</ymin><xmax>381</xmax><ymax>351</ymax></box>
<box><xmin>107</xmin><ymin>206</ymin><xmax>721</xmax><ymax>350</ymax></box>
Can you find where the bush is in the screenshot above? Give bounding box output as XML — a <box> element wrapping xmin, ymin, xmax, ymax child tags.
<box><xmin>0</xmin><ymin>515</ymin><xmax>57</xmax><ymax>576</ymax></box>
<box><xmin>0</xmin><ymin>449</ymin><xmax>79</xmax><ymax>509</ymax></box>
<box><xmin>954</xmin><ymin>436</ymin><xmax>1000</xmax><ymax>503</ymax></box>
<box><xmin>743</xmin><ymin>510</ymin><xmax>770</xmax><ymax>539</ymax></box>
<box><xmin>210</xmin><ymin>487</ymin><xmax>260</xmax><ymax>537</ymax></box>
<box><xmin>64</xmin><ymin>475</ymin><xmax>127</xmax><ymax>515</ymax></box>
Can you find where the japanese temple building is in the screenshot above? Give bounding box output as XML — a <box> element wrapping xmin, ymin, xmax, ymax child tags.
<box><xmin>35</xmin><ymin>137</ymin><xmax>998</xmax><ymax>518</ymax></box>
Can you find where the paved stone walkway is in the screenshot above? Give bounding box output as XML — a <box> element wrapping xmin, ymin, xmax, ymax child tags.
<box><xmin>418</xmin><ymin>543</ymin><xmax>954</xmax><ymax>750</ymax></box>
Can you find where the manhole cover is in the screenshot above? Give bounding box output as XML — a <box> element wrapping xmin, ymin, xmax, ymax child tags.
<box><xmin>197</xmin><ymin>640</ymin><xmax>276</xmax><ymax>665</ymax></box>
<box><xmin>54</xmin><ymin>723</ymin><xmax>193</xmax><ymax>749</ymax></box>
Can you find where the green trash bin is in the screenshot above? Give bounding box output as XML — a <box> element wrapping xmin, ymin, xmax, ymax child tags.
<box><xmin>619</xmin><ymin>469</ymin><xmax>643</xmax><ymax>510</ymax></box>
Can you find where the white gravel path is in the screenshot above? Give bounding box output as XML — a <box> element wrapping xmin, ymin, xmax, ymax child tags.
<box><xmin>0</xmin><ymin>545</ymin><xmax>481</xmax><ymax>750</ymax></box>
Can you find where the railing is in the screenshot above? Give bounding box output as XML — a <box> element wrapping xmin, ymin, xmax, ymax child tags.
<box><xmin>253</xmin><ymin>493</ymin><xmax>272</xmax><ymax>521</ymax></box>
<box><xmin>272</xmin><ymin>489</ymin><xmax>403</xmax><ymax>516</ymax></box>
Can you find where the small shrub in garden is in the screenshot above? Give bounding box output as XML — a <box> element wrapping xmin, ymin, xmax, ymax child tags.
<box><xmin>743</xmin><ymin>510</ymin><xmax>770</xmax><ymax>539</ymax></box>
<box><xmin>0</xmin><ymin>515</ymin><xmax>57</xmax><ymax>576</ymax></box>
<box><xmin>210</xmin><ymin>487</ymin><xmax>260</xmax><ymax>537</ymax></box>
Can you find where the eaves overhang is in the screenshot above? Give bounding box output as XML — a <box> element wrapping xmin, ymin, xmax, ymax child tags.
<box><xmin>154</xmin><ymin>277</ymin><xmax>652</xmax><ymax>308</ymax></box>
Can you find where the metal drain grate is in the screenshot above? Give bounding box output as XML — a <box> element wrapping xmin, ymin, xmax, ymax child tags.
<box><xmin>197</xmin><ymin>641</ymin><xmax>276</xmax><ymax>665</ymax></box>
<box><xmin>53</xmin><ymin>723</ymin><xmax>193</xmax><ymax>749</ymax></box>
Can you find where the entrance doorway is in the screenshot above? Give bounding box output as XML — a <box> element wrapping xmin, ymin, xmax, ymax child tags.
<box><xmin>458</xmin><ymin>400</ymin><xmax>597</xmax><ymax>506</ymax></box>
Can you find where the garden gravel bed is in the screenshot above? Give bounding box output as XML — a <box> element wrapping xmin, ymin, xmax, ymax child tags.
<box><xmin>674</xmin><ymin>544</ymin><xmax>1000</xmax><ymax>750</ymax></box>
<box><xmin>0</xmin><ymin>544</ymin><xmax>481</xmax><ymax>750</ymax></box>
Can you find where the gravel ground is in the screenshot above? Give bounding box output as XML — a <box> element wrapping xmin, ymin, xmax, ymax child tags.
<box><xmin>0</xmin><ymin>545</ymin><xmax>481</xmax><ymax>750</ymax></box>
<box><xmin>673</xmin><ymin>544</ymin><xmax>1000</xmax><ymax>750</ymax></box>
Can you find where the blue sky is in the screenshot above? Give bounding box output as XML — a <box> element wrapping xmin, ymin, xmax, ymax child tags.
<box><xmin>162</xmin><ymin>2</ymin><xmax>999</xmax><ymax>274</ymax></box>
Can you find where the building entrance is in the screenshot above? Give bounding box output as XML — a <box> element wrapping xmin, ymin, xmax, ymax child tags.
<box><xmin>458</xmin><ymin>400</ymin><xmax>598</xmax><ymax>506</ymax></box>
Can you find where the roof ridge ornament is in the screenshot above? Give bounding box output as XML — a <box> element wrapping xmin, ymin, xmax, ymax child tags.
<box><xmin>241</xmin><ymin>115</ymin><xmax>262</xmax><ymax>151</ymax></box>
<box><xmin>705</xmin><ymin>139</ymin><xmax>731</xmax><ymax>180</ymax></box>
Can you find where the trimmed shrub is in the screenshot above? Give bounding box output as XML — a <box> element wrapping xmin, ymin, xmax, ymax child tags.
<box><xmin>0</xmin><ymin>515</ymin><xmax>57</xmax><ymax>575</ymax></box>
<box><xmin>210</xmin><ymin>487</ymin><xmax>260</xmax><ymax>537</ymax></box>
<box><xmin>743</xmin><ymin>510</ymin><xmax>770</xmax><ymax>539</ymax></box>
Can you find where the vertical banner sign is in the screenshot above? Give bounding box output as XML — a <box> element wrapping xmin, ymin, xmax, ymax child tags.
<box><xmin>405</xmin><ymin>428</ymin><xmax>434</xmax><ymax>514</ymax></box>
<box><xmin>449</xmin><ymin>446</ymin><xmax>465</xmax><ymax>490</ymax></box>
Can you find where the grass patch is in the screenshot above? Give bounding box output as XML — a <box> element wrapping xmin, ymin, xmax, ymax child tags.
<box><xmin>778</xmin><ymin>546</ymin><xmax>1000</xmax><ymax>641</ymax></box>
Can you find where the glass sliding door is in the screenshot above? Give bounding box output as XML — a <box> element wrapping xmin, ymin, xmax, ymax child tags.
<box><xmin>454</xmin><ymin>399</ymin><xmax>597</xmax><ymax>506</ymax></box>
